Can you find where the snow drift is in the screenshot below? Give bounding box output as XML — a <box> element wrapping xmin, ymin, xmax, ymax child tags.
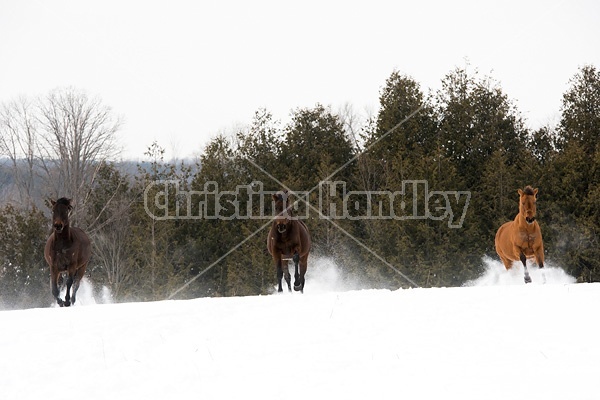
<box><xmin>466</xmin><ymin>256</ymin><xmax>575</xmax><ymax>286</ymax></box>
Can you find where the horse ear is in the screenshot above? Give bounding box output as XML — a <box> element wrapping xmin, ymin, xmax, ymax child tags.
<box><xmin>518</xmin><ymin>189</ymin><xmax>524</xmax><ymax>196</ymax></box>
<box><xmin>272</xmin><ymin>194</ymin><xmax>280</xmax><ymax>202</ymax></box>
<box><xmin>50</xmin><ymin>199</ymin><xmax>56</xmax><ymax>207</ymax></box>
<box><xmin>534</xmin><ymin>188</ymin><xmax>539</xmax><ymax>197</ymax></box>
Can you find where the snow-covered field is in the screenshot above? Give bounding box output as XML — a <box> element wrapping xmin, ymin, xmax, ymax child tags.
<box><xmin>1</xmin><ymin>258</ymin><xmax>598</xmax><ymax>400</ymax></box>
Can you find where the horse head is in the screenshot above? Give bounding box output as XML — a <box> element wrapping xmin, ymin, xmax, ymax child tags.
<box><xmin>272</xmin><ymin>190</ymin><xmax>293</xmax><ymax>233</ymax></box>
<box><xmin>518</xmin><ymin>186</ymin><xmax>538</xmax><ymax>225</ymax></box>
<box><xmin>51</xmin><ymin>197</ymin><xmax>73</xmax><ymax>233</ymax></box>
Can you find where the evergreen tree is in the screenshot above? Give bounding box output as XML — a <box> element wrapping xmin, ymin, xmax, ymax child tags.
<box><xmin>280</xmin><ymin>104</ymin><xmax>355</xmax><ymax>191</ymax></box>
<box><xmin>0</xmin><ymin>205</ymin><xmax>48</xmax><ymax>309</ymax></box>
<box><xmin>559</xmin><ymin>65</ymin><xmax>600</xmax><ymax>154</ymax></box>
<box><xmin>549</xmin><ymin>65</ymin><xmax>600</xmax><ymax>281</ymax></box>
<box><xmin>236</xmin><ymin>108</ymin><xmax>283</xmax><ymax>185</ymax></box>
<box><xmin>371</xmin><ymin>71</ymin><xmax>438</xmax><ymax>160</ymax></box>
<box><xmin>127</xmin><ymin>142</ymin><xmax>188</xmax><ymax>301</ymax></box>
<box><xmin>436</xmin><ymin>67</ymin><xmax>529</xmax><ymax>188</ymax></box>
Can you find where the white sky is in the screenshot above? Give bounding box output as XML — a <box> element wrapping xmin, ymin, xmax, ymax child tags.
<box><xmin>1</xmin><ymin>0</ymin><xmax>598</xmax><ymax>160</ymax></box>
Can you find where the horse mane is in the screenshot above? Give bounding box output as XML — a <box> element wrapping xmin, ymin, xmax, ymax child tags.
<box><xmin>523</xmin><ymin>186</ymin><xmax>535</xmax><ymax>195</ymax></box>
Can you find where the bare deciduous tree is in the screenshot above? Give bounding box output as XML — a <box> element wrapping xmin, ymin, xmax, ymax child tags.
<box><xmin>0</xmin><ymin>97</ymin><xmax>38</xmax><ymax>208</ymax></box>
<box><xmin>36</xmin><ymin>87</ymin><xmax>122</xmax><ymax>225</ymax></box>
<box><xmin>92</xmin><ymin>203</ymin><xmax>133</xmax><ymax>299</ymax></box>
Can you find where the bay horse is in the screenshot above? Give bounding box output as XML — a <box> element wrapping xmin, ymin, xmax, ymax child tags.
<box><xmin>495</xmin><ymin>186</ymin><xmax>545</xmax><ymax>283</ymax></box>
<box><xmin>267</xmin><ymin>190</ymin><xmax>311</xmax><ymax>293</ymax></box>
<box><xmin>44</xmin><ymin>198</ymin><xmax>91</xmax><ymax>306</ymax></box>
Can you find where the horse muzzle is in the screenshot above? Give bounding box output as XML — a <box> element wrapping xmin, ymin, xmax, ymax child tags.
<box><xmin>277</xmin><ymin>223</ymin><xmax>287</xmax><ymax>233</ymax></box>
<box><xmin>54</xmin><ymin>223</ymin><xmax>64</xmax><ymax>233</ymax></box>
<box><xmin>525</xmin><ymin>216</ymin><xmax>536</xmax><ymax>224</ymax></box>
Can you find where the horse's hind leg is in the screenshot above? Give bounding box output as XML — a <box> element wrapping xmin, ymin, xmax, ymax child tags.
<box><xmin>277</xmin><ymin>261</ymin><xmax>292</xmax><ymax>292</ymax></box>
<box><xmin>499</xmin><ymin>255</ymin><xmax>512</xmax><ymax>270</ymax></box>
<box><xmin>51</xmin><ymin>269</ymin><xmax>64</xmax><ymax>307</ymax></box>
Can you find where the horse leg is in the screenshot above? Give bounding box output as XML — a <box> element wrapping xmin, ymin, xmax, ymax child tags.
<box><xmin>276</xmin><ymin>259</ymin><xmax>291</xmax><ymax>292</ymax></box>
<box><xmin>70</xmin><ymin>266</ymin><xmax>86</xmax><ymax>306</ymax></box>
<box><xmin>293</xmin><ymin>253</ymin><xmax>306</xmax><ymax>293</ymax></box>
<box><xmin>499</xmin><ymin>255</ymin><xmax>512</xmax><ymax>270</ymax></box>
<box><xmin>51</xmin><ymin>268</ymin><xmax>64</xmax><ymax>307</ymax></box>
<box><xmin>520</xmin><ymin>252</ymin><xmax>532</xmax><ymax>284</ymax></box>
<box><xmin>293</xmin><ymin>253</ymin><xmax>300</xmax><ymax>285</ymax></box>
<box><xmin>535</xmin><ymin>246</ymin><xmax>546</xmax><ymax>284</ymax></box>
<box><xmin>277</xmin><ymin>262</ymin><xmax>284</xmax><ymax>293</ymax></box>
<box><xmin>535</xmin><ymin>246</ymin><xmax>545</xmax><ymax>269</ymax></box>
<box><xmin>300</xmin><ymin>256</ymin><xmax>307</xmax><ymax>292</ymax></box>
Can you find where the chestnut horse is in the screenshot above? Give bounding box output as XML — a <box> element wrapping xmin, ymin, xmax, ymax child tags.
<box><xmin>495</xmin><ymin>186</ymin><xmax>545</xmax><ymax>283</ymax></box>
<box><xmin>267</xmin><ymin>190</ymin><xmax>311</xmax><ymax>293</ymax></box>
<box><xmin>44</xmin><ymin>198</ymin><xmax>91</xmax><ymax>306</ymax></box>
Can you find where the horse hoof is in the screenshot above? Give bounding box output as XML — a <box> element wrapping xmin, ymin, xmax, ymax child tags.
<box><xmin>64</xmin><ymin>301</ymin><xmax>71</xmax><ymax>307</ymax></box>
<box><xmin>524</xmin><ymin>276</ymin><xmax>532</xmax><ymax>284</ymax></box>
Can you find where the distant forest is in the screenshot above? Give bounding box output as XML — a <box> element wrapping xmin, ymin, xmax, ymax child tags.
<box><xmin>1</xmin><ymin>65</ymin><xmax>599</xmax><ymax>309</ymax></box>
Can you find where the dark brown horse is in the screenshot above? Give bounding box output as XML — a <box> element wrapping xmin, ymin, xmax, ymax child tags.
<box><xmin>44</xmin><ymin>198</ymin><xmax>91</xmax><ymax>306</ymax></box>
<box><xmin>495</xmin><ymin>186</ymin><xmax>545</xmax><ymax>283</ymax></box>
<box><xmin>267</xmin><ymin>190</ymin><xmax>311</xmax><ymax>293</ymax></box>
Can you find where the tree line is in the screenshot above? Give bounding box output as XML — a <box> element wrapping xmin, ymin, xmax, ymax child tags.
<box><xmin>1</xmin><ymin>64</ymin><xmax>599</xmax><ymax>309</ymax></box>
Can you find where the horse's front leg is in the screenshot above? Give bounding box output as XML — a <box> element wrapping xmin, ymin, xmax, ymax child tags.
<box><xmin>276</xmin><ymin>259</ymin><xmax>284</xmax><ymax>293</ymax></box>
<box><xmin>70</xmin><ymin>266</ymin><xmax>86</xmax><ymax>306</ymax></box>
<box><xmin>519</xmin><ymin>251</ymin><xmax>532</xmax><ymax>284</ymax></box>
<box><xmin>64</xmin><ymin>274</ymin><xmax>74</xmax><ymax>307</ymax></box>
<box><xmin>535</xmin><ymin>245</ymin><xmax>545</xmax><ymax>269</ymax></box>
<box><xmin>534</xmin><ymin>245</ymin><xmax>546</xmax><ymax>284</ymax></box>
<box><xmin>293</xmin><ymin>253</ymin><xmax>306</xmax><ymax>293</ymax></box>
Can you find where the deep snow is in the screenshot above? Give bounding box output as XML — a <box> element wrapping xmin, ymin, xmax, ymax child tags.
<box><xmin>1</xmin><ymin>258</ymin><xmax>598</xmax><ymax>400</ymax></box>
